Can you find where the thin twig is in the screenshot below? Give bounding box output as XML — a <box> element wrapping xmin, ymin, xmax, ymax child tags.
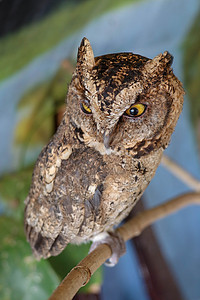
<box><xmin>49</xmin><ymin>192</ymin><xmax>200</xmax><ymax>300</ymax></box>
<box><xmin>162</xmin><ymin>155</ymin><xmax>200</xmax><ymax>192</ymax></box>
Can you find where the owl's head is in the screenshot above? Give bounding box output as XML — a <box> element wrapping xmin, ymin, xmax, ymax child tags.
<box><xmin>67</xmin><ymin>38</ymin><xmax>184</xmax><ymax>157</ymax></box>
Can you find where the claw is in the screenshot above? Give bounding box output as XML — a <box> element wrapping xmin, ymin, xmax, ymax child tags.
<box><xmin>89</xmin><ymin>231</ymin><xmax>126</xmax><ymax>267</ymax></box>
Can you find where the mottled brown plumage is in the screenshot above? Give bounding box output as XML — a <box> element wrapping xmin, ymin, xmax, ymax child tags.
<box><xmin>24</xmin><ymin>38</ymin><xmax>184</xmax><ymax>261</ymax></box>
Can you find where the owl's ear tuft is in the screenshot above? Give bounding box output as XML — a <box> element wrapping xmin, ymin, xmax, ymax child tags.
<box><xmin>145</xmin><ymin>51</ymin><xmax>173</xmax><ymax>74</ymax></box>
<box><xmin>77</xmin><ymin>37</ymin><xmax>95</xmax><ymax>73</ymax></box>
<box><xmin>162</xmin><ymin>51</ymin><xmax>173</xmax><ymax>67</ymax></box>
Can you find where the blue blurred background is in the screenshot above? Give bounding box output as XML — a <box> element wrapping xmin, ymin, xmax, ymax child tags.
<box><xmin>0</xmin><ymin>0</ymin><xmax>200</xmax><ymax>299</ymax></box>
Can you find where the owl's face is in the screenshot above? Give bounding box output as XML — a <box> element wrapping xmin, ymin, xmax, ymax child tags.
<box><xmin>67</xmin><ymin>38</ymin><xmax>184</xmax><ymax>155</ymax></box>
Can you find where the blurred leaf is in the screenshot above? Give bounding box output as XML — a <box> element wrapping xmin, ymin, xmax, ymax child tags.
<box><xmin>15</xmin><ymin>83</ymin><xmax>54</xmax><ymax>147</ymax></box>
<box><xmin>183</xmin><ymin>10</ymin><xmax>200</xmax><ymax>128</ymax></box>
<box><xmin>0</xmin><ymin>0</ymin><xmax>140</xmax><ymax>80</ymax></box>
<box><xmin>0</xmin><ymin>167</ymin><xmax>33</xmax><ymax>221</ymax></box>
<box><xmin>0</xmin><ymin>217</ymin><xmax>59</xmax><ymax>300</ymax></box>
<box><xmin>15</xmin><ymin>59</ymin><xmax>74</xmax><ymax>165</ymax></box>
<box><xmin>50</xmin><ymin>60</ymin><xmax>75</xmax><ymax>106</ymax></box>
<box><xmin>49</xmin><ymin>243</ymin><xmax>102</xmax><ymax>293</ymax></box>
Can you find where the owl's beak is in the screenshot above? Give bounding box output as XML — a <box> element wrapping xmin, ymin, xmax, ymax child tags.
<box><xmin>103</xmin><ymin>131</ymin><xmax>111</xmax><ymax>149</ymax></box>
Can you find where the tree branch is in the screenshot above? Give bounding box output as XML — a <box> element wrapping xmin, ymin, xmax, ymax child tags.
<box><xmin>49</xmin><ymin>192</ymin><xmax>200</xmax><ymax>300</ymax></box>
<box><xmin>162</xmin><ymin>155</ymin><xmax>200</xmax><ymax>192</ymax></box>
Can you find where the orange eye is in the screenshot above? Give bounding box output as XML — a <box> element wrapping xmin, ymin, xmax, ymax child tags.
<box><xmin>124</xmin><ymin>103</ymin><xmax>146</xmax><ymax>117</ymax></box>
<box><xmin>80</xmin><ymin>101</ymin><xmax>92</xmax><ymax>114</ymax></box>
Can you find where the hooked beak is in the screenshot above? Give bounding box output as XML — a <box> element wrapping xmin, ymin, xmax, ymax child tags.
<box><xmin>103</xmin><ymin>131</ymin><xmax>111</xmax><ymax>149</ymax></box>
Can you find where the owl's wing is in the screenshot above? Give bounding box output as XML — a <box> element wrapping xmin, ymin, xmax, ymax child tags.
<box><xmin>25</xmin><ymin>173</ymin><xmax>70</xmax><ymax>259</ymax></box>
<box><xmin>24</xmin><ymin>137</ymin><xmax>107</xmax><ymax>259</ymax></box>
<box><xmin>24</xmin><ymin>120</ymin><xmax>76</xmax><ymax>259</ymax></box>
<box><xmin>24</xmin><ymin>183</ymin><xmax>104</xmax><ymax>259</ymax></box>
<box><xmin>25</xmin><ymin>195</ymin><xmax>69</xmax><ymax>259</ymax></box>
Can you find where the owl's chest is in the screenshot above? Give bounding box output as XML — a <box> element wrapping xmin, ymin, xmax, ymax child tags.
<box><xmin>53</xmin><ymin>147</ymin><xmax>106</xmax><ymax>199</ymax></box>
<box><xmin>35</xmin><ymin>144</ymin><xmax>160</xmax><ymax>241</ymax></box>
<box><xmin>52</xmin><ymin>145</ymin><xmax>150</xmax><ymax>207</ymax></box>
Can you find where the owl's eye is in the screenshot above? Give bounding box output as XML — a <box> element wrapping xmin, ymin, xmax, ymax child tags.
<box><xmin>80</xmin><ymin>101</ymin><xmax>92</xmax><ymax>114</ymax></box>
<box><xmin>124</xmin><ymin>103</ymin><xmax>146</xmax><ymax>117</ymax></box>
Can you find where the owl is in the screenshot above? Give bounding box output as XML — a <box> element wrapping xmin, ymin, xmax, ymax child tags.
<box><xmin>24</xmin><ymin>38</ymin><xmax>184</xmax><ymax>265</ymax></box>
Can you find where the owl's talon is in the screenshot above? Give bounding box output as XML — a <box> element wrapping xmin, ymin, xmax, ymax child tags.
<box><xmin>89</xmin><ymin>231</ymin><xmax>126</xmax><ymax>267</ymax></box>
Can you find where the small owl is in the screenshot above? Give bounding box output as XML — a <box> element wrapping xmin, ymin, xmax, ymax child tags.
<box><xmin>24</xmin><ymin>38</ymin><xmax>184</xmax><ymax>265</ymax></box>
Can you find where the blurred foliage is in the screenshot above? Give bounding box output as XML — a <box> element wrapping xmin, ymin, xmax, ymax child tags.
<box><xmin>15</xmin><ymin>83</ymin><xmax>54</xmax><ymax>146</ymax></box>
<box><xmin>0</xmin><ymin>0</ymin><xmax>140</xmax><ymax>80</ymax></box>
<box><xmin>0</xmin><ymin>58</ymin><xmax>102</xmax><ymax>299</ymax></box>
<box><xmin>15</xmin><ymin>59</ymin><xmax>75</xmax><ymax>166</ymax></box>
<box><xmin>0</xmin><ymin>167</ymin><xmax>32</xmax><ymax>221</ymax></box>
<box><xmin>183</xmin><ymin>9</ymin><xmax>200</xmax><ymax>146</ymax></box>
<box><xmin>0</xmin><ymin>0</ymin><xmax>67</xmax><ymax>37</ymax></box>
